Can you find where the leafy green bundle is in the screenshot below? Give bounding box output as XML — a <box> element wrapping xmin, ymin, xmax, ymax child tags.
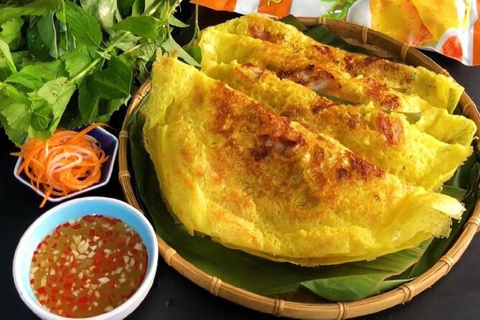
<box><xmin>0</xmin><ymin>0</ymin><xmax>191</xmax><ymax>144</ymax></box>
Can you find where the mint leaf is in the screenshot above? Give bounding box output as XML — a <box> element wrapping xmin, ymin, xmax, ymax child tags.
<box><xmin>65</xmin><ymin>2</ymin><xmax>102</xmax><ymax>48</ymax></box>
<box><xmin>61</xmin><ymin>46</ymin><xmax>98</xmax><ymax>78</ymax></box>
<box><xmin>0</xmin><ymin>0</ymin><xmax>61</xmax><ymax>24</ymax></box>
<box><xmin>88</xmin><ymin>56</ymin><xmax>132</xmax><ymax>99</ymax></box>
<box><xmin>111</xmin><ymin>16</ymin><xmax>162</xmax><ymax>39</ymax></box>
<box><xmin>0</xmin><ymin>38</ymin><xmax>16</xmax><ymax>72</ymax></box>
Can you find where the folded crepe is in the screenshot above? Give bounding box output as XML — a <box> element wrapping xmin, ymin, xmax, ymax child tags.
<box><xmin>142</xmin><ymin>55</ymin><xmax>465</xmax><ymax>266</ymax></box>
<box><xmin>206</xmin><ymin>13</ymin><xmax>464</xmax><ymax>113</ymax></box>
<box><xmin>203</xmin><ymin>61</ymin><xmax>472</xmax><ymax>191</ymax></box>
<box><xmin>199</xmin><ymin>28</ymin><xmax>476</xmax><ymax>147</ymax></box>
<box><xmin>370</xmin><ymin>0</ymin><xmax>434</xmax><ymax>46</ymax></box>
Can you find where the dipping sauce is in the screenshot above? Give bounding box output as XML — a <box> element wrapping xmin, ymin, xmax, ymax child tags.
<box><xmin>30</xmin><ymin>215</ymin><xmax>148</xmax><ymax>318</ymax></box>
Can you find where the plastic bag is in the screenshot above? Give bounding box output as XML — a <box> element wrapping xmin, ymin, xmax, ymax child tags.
<box><xmin>194</xmin><ymin>0</ymin><xmax>479</xmax><ymax>66</ymax></box>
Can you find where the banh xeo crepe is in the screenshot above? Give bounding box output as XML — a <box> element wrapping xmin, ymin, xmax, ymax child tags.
<box><xmin>370</xmin><ymin>0</ymin><xmax>434</xmax><ymax>46</ymax></box>
<box><xmin>199</xmin><ymin>28</ymin><xmax>476</xmax><ymax>147</ymax></box>
<box><xmin>142</xmin><ymin>55</ymin><xmax>465</xmax><ymax>266</ymax></box>
<box><xmin>207</xmin><ymin>14</ymin><xmax>464</xmax><ymax>113</ymax></box>
<box><xmin>409</xmin><ymin>0</ymin><xmax>471</xmax><ymax>40</ymax></box>
<box><xmin>204</xmin><ymin>61</ymin><xmax>472</xmax><ymax>191</ymax></box>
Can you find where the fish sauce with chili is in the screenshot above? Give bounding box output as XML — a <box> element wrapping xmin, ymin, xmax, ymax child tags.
<box><xmin>30</xmin><ymin>215</ymin><xmax>148</xmax><ymax>318</ymax></box>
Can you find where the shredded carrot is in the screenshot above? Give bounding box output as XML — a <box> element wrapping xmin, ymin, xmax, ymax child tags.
<box><xmin>14</xmin><ymin>124</ymin><xmax>109</xmax><ymax>208</ymax></box>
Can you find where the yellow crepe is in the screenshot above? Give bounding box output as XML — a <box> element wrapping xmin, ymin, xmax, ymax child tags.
<box><xmin>370</xmin><ymin>0</ymin><xmax>433</xmax><ymax>46</ymax></box>
<box><xmin>411</xmin><ymin>0</ymin><xmax>471</xmax><ymax>39</ymax></box>
<box><xmin>204</xmin><ymin>61</ymin><xmax>472</xmax><ymax>191</ymax></box>
<box><xmin>208</xmin><ymin>13</ymin><xmax>464</xmax><ymax>113</ymax></box>
<box><xmin>142</xmin><ymin>55</ymin><xmax>464</xmax><ymax>266</ymax></box>
<box><xmin>199</xmin><ymin>29</ymin><xmax>476</xmax><ymax>147</ymax></box>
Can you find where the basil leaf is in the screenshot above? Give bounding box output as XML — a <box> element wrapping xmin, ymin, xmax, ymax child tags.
<box><xmin>111</xmin><ymin>16</ymin><xmax>162</xmax><ymax>39</ymax></box>
<box><xmin>0</xmin><ymin>0</ymin><xmax>61</xmax><ymax>24</ymax></box>
<box><xmin>0</xmin><ymin>38</ymin><xmax>16</xmax><ymax>72</ymax></box>
<box><xmin>65</xmin><ymin>2</ymin><xmax>102</xmax><ymax>48</ymax></box>
<box><xmin>88</xmin><ymin>56</ymin><xmax>132</xmax><ymax>99</ymax></box>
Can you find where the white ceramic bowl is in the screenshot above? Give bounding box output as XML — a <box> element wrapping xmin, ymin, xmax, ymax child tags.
<box><xmin>13</xmin><ymin>127</ymin><xmax>119</xmax><ymax>203</ymax></box>
<box><xmin>12</xmin><ymin>197</ymin><xmax>159</xmax><ymax>320</ymax></box>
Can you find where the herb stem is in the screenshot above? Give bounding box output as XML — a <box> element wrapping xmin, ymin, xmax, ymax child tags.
<box><xmin>69</xmin><ymin>31</ymin><xmax>131</xmax><ymax>84</ymax></box>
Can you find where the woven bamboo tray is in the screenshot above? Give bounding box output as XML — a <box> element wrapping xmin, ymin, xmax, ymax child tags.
<box><xmin>118</xmin><ymin>18</ymin><xmax>480</xmax><ymax>319</ymax></box>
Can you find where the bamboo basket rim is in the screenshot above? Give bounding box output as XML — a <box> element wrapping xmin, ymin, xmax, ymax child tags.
<box><xmin>118</xmin><ymin>18</ymin><xmax>480</xmax><ymax>320</ymax></box>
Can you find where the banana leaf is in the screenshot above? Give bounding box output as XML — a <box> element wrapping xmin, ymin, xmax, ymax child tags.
<box><xmin>126</xmin><ymin>17</ymin><xmax>480</xmax><ymax>302</ymax></box>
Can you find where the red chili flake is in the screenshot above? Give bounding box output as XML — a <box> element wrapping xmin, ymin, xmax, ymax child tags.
<box><xmin>37</xmin><ymin>287</ymin><xmax>47</xmax><ymax>295</ymax></box>
<box><xmin>30</xmin><ymin>279</ymin><xmax>34</xmax><ymax>285</ymax></box>
<box><xmin>62</xmin><ymin>222</ymin><xmax>70</xmax><ymax>228</ymax></box>
<box><xmin>71</xmin><ymin>223</ymin><xmax>81</xmax><ymax>230</ymax></box>
<box><xmin>89</xmin><ymin>229</ymin><xmax>95</xmax><ymax>237</ymax></box>
<box><xmin>94</xmin><ymin>251</ymin><xmax>104</xmax><ymax>265</ymax></box>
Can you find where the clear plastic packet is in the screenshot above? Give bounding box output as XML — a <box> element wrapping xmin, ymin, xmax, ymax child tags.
<box><xmin>193</xmin><ymin>0</ymin><xmax>479</xmax><ymax>66</ymax></box>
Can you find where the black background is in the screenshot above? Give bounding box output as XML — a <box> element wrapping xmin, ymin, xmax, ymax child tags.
<box><xmin>2</xmin><ymin>5</ymin><xmax>480</xmax><ymax>319</ymax></box>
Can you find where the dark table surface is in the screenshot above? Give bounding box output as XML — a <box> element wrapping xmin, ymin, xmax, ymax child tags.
<box><xmin>2</xmin><ymin>8</ymin><xmax>480</xmax><ymax>320</ymax></box>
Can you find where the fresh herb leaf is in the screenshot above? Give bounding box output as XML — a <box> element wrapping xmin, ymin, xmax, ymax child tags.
<box><xmin>36</xmin><ymin>13</ymin><xmax>59</xmax><ymax>58</ymax></box>
<box><xmin>0</xmin><ymin>0</ymin><xmax>61</xmax><ymax>24</ymax></box>
<box><xmin>80</xmin><ymin>0</ymin><xmax>118</xmax><ymax>30</ymax></box>
<box><xmin>111</xmin><ymin>16</ymin><xmax>163</xmax><ymax>39</ymax></box>
<box><xmin>5</xmin><ymin>72</ymin><xmax>44</xmax><ymax>90</ymax></box>
<box><xmin>26</xmin><ymin>24</ymin><xmax>53</xmax><ymax>61</ymax></box>
<box><xmin>88</xmin><ymin>56</ymin><xmax>132</xmax><ymax>99</ymax></box>
<box><xmin>78</xmin><ymin>78</ymin><xmax>100</xmax><ymax>123</ymax></box>
<box><xmin>27</xmin><ymin>77</ymin><xmax>76</xmax><ymax>138</ymax></box>
<box><xmin>20</xmin><ymin>60</ymin><xmax>67</xmax><ymax>82</ymax></box>
<box><xmin>61</xmin><ymin>46</ymin><xmax>98</xmax><ymax>78</ymax></box>
<box><xmin>0</xmin><ymin>17</ymin><xmax>24</xmax><ymax>49</ymax></box>
<box><xmin>117</xmin><ymin>0</ymin><xmax>137</xmax><ymax>18</ymax></box>
<box><xmin>98</xmin><ymin>98</ymin><xmax>124</xmax><ymax>122</ymax></box>
<box><xmin>324</xmin><ymin>0</ymin><xmax>356</xmax><ymax>20</ymax></box>
<box><xmin>0</xmin><ymin>37</ymin><xmax>16</xmax><ymax>72</ymax></box>
<box><xmin>161</xmin><ymin>34</ymin><xmax>199</xmax><ymax>67</ymax></box>
<box><xmin>169</xmin><ymin>15</ymin><xmax>189</xmax><ymax>28</ymax></box>
<box><xmin>64</xmin><ymin>1</ymin><xmax>102</xmax><ymax>48</ymax></box>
